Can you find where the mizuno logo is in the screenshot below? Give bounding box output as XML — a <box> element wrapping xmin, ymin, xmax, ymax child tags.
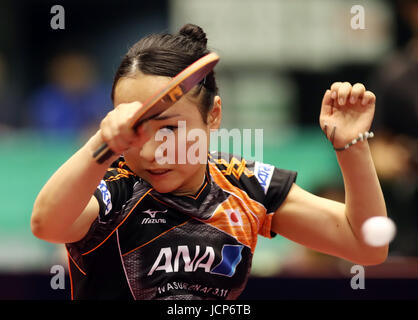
<box><xmin>143</xmin><ymin>209</ymin><xmax>168</xmax><ymax>218</ymax></box>
<box><xmin>141</xmin><ymin>209</ymin><xmax>167</xmax><ymax>224</ymax></box>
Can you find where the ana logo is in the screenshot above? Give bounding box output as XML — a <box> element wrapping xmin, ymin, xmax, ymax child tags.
<box><xmin>148</xmin><ymin>244</ymin><xmax>243</xmax><ymax>277</ymax></box>
<box><xmin>98</xmin><ymin>180</ymin><xmax>112</xmax><ymax>215</ymax></box>
<box><xmin>141</xmin><ymin>209</ymin><xmax>167</xmax><ymax>224</ymax></box>
<box><xmin>254</xmin><ymin>162</ymin><xmax>274</xmax><ymax>194</ymax></box>
<box><xmin>225</xmin><ymin>209</ymin><xmax>243</xmax><ymax>226</ymax></box>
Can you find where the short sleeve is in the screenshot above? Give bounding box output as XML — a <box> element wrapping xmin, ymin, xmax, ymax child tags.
<box><xmin>251</xmin><ymin>161</ymin><xmax>297</xmax><ymax>238</ymax></box>
<box><xmin>208</xmin><ymin>152</ymin><xmax>297</xmax><ymax>238</ymax></box>
<box><xmin>252</xmin><ymin>161</ymin><xmax>297</xmax><ymax>213</ymax></box>
<box><xmin>93</xmin><ymin>163</ymin><xmax>136</xmax><ymax>222</ymax></box>
<box><xmin>66</xmin><ymin>159</ymin><xmax>137</xmax><ymax>253</ymax></box>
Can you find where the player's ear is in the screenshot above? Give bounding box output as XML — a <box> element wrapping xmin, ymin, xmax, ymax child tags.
<box><xmin>207</xmin><ymin>96</ymin><xmax>222</xmax><ymax>130</ymax></box>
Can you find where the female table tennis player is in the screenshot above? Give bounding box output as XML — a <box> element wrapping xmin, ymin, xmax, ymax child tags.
<box><xmin>31</xmin><ymin>24</ymin><xmax>387</xmax><ymax>300</ymax></box>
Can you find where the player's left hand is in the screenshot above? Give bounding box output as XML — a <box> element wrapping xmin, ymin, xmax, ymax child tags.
<box><xmin>319</xmin><ymin>82</ymin><xmax>376</xmax><ymax>149</ymax></box>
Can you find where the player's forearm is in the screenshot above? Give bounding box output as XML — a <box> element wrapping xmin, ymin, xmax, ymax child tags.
<box><xmin>336</xmin><ymin>141</ymin><xmax>388</xmax><ymax>256</ymax></box>
<box><xmin>31</xmin><ymin>131</ymin><xmax>113</xmax><ymax>234</ymax></box>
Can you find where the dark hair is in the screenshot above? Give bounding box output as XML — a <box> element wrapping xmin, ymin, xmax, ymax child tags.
<box><xmin>111</xmin><ymin>24</ymin><xmax>218</xmax><ymax>123</ymax></box>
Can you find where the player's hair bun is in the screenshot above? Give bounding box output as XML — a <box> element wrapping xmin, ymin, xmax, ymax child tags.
<box><xmin>179</xmin><ymin>23</ymin><xmax>208</xmax><ymax>47</ymax></box>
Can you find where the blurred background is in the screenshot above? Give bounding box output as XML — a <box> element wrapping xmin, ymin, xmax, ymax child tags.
<box><xmin>0</xmin><ymin>0</ymin><xmax>417</xmax><ymax>299</ymax></box>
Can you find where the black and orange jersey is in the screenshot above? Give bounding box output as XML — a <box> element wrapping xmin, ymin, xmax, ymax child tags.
<box><xmin>65</xmin><ymin>152</ymin><xmax>297</xmax><ymax>300</ymax></box>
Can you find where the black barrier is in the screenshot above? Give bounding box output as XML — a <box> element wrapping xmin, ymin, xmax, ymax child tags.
<box><xmin>1</xmin><ymin>274</ymin><xmax>418</xmax><ymax>300</ymax></box>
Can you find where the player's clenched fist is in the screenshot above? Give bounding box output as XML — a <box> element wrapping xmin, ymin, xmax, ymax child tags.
<box><xmin>319</xmin><ymin>82</ymin><xmax>376</xmax><ymax>150</ymax></box>
<box><xmin>99</xmin><ymin>101</ymin><xmax>150</xmax><ymax>155</ymax></box>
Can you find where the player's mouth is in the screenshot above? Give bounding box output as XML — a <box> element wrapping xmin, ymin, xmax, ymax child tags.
<box><xmin>146</xmin><ymin>169</ymin><xmax>172</xmax><ymax>177</ymax></box>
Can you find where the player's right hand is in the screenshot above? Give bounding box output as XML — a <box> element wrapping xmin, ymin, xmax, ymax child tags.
<box><xmin>99</xmin><ymin>101</ymin><xmax>151</xmax><ymax>155</ymax></box>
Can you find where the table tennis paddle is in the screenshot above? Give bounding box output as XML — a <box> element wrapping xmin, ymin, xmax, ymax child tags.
<box><xmin>93</xmin><ymin>52</ymin><xmax>220</xmax><ymax>164</ymax></box>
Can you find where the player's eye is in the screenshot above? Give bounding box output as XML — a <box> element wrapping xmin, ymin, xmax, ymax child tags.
<box><xmin>160</xmin><ymin>125</ymin><xmax>178</xmax><ymax>132</ymax></box>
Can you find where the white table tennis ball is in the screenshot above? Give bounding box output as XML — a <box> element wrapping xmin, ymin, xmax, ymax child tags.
<box><xmin>361</xmin><ymin>216</ymin><xmax>396</xmax><ymax>247</ymax></box>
